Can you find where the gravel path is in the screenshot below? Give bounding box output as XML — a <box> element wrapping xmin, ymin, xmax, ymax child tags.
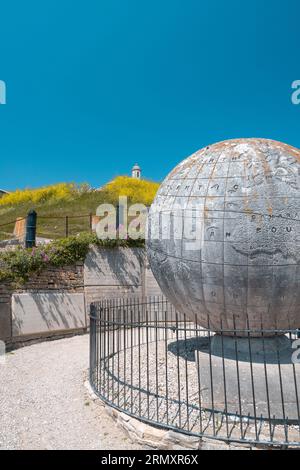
<box><xmin>0</xmin><ymin>335</ymin><xmax>144</xmax><ymax>450</ymax></box>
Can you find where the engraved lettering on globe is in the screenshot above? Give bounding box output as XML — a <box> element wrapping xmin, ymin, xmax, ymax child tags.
<box><xmin>147</xmin><ymin>139</ymin><xmax>300</xmax><ymax>335</ymax></box>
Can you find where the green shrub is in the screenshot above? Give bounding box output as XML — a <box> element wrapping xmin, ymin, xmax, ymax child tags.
<box><xmin>0</xmin><ymin>232</ymin><xmax>145</xmax><ymax>285</ymax></box>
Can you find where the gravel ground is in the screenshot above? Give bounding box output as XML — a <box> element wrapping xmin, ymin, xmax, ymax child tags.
<box><xmin>0</xmin><ymin>335</ymin><xmax>144</xmax><ymax>450</ymax></box>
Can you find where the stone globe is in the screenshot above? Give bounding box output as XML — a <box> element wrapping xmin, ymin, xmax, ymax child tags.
<box><xmin>147</xmin><ymin>139</ymin><xmax>300</xmax><ymax>335</ymax></box>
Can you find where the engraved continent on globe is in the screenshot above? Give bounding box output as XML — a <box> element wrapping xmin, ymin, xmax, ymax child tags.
<box><xmin>147</xmin><ymin>139</ymin><xmax>300</xmax><ymax>334</ymax></box>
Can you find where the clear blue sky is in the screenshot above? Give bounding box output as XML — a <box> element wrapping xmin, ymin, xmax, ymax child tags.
<box><xmin>0</xmin><ymin>0</ymin><xmax>300</xmax><ymax>190</ymax></box>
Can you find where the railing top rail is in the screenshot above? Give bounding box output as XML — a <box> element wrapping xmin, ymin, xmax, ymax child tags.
<box><xmin>89</xmin><ymin>298</ymin><xmax>300</xmax><ymax>335</ymax></box>
<box><xmin>89</xmin><ymin>315</ymin><xmax>300</xmax><ymax>335</ymax></box>
<box><xmin>38</xmin><ymin>213</ymin><xmax>92</xmax><ymax>219</ymax></box>
<box><xmin>89</xmin><ymin>314</ymin><xmax>299</xmax><ymax>335</ymax></box>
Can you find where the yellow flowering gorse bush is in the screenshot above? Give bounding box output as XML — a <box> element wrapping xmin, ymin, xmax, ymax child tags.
<box><xmin>0</xmin><ymin>183</ymin><xmax>77</xmax><ymax>206</ymax></box>
<box><xmin>105</xmin><ymin>176</ymin><xmax>159</xmax><ymax>205</ymax></box>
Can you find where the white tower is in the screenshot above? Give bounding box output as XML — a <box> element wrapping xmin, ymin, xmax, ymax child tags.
<box><xmin>131</xmin><ymin>163</ymin><xmax>141</xmax><ymax>179</ymax></box>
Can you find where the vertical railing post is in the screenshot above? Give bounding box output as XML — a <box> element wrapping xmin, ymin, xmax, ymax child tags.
<box><xmin>25</xmin><ymin>209</ymin><xmax>37</xmax><ymax>248</ymax></box>
<box><xmin>90</xmin><ymin>303</ymin><xmax>97</xmax><ymax>386</ymax></box>
<box><xmin>116</xmin><ymin>203</ymin><xmax>120</xmax><ymax>234</ymax></box>
<box><xmin>89</xmin><ymin>213</ymin><xmax>93</xmax><ymax>232</ymax></box>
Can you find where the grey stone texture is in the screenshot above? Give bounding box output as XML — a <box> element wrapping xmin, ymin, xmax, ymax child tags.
<box><xmin>0</xmin><ymin>264</ymin><xmax>85</xmax><ymax>344</ymax></box>
<box><xmin>12</xmin><ymin>293</ymin><xmax>86</xmax><ymax>337</ymax></box>
<box><xmin>0</xmin><ymin>247</ymin><xmax>163</xmax><ymax>346</ymax></box>
<box><xmin>84</xmin><ymin>246</ymin><xmax>162</xmax><ymax>315</ymax></box>
<box><xmin>96</xmin><ymin>393</ymin><xmax>288</xmax><ymax>450</ymax></box>
<box><xmin>196</xmin><ymin>343</ymin><xmax>300</xmax><ymax>421</ymax></box>
<box><xmin>0</xmin><ymin>301</ymin><xmax>11</xmax><ymax>340</ymax></box>
<box><xmin>147</xmin><ymin>138</ymin><xmax>300</xmax><ymax>334</ymax></box>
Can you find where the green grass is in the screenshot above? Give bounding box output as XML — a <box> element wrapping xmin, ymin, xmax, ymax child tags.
<box><xmin>0</xmin><ymin>191</ymin><xmax>107</xmax><ymax>240</ymax></box>
<box><xmin>0</xmin><ymin>177</ymin><xmax>159</xmax><ymax>240</ymax></box>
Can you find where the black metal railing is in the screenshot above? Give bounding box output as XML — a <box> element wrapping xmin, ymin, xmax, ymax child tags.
<box><xmin>0</xmin><ymin>205</ymin><xmax>149</xmax><ymax>244</ymax></box>
<box><xmin>89</xmin><ymin>296</ymin><xmax>300</xmax><ymax>448</ymax></box>
<box><xmin>36</xmin><ymin>213</ymin><xmax>93</xmax><ymax>239</ymax></box>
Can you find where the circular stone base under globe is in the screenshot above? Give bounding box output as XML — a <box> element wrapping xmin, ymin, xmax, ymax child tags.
<box><xmin>147</xmin><ymin>138</ymin><xmax>300</xmax><ymax>335</ymax></box>
<box><xmin>210</xmin><ymin>334</ymin><xmax>291</xmax><ymax>360</ymax></box>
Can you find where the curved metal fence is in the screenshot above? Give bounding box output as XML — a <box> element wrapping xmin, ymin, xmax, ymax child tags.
<box><xmin>89</xmin><ymin>296</ymin><xmax>300</xmax><ymax>448</ymax></box>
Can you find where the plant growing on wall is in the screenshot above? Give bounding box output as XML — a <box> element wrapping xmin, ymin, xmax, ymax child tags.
<box><xmin>0</xmin><ymin>232</ymin><xmax>145</xmax><ymax>285</ymax></box>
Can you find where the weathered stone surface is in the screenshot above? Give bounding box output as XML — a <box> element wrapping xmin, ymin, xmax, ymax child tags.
<box><xmin>199</xmin><ymin>439</ymin><xmax>248</xmax><ymax>450</ymax></box>
<box><xmin>96</xmin><ymin>391</ymin><xmax>255</xmax><ymax>450</ymax></box>
<box><xmin>0</xmin><ymin>301</ymin><xmax>11</xmax><ymax>340</ymax></box>
<box><xmin>0</xmin><ymin>264</ymin><xmax>84</xmax><ymax>345</ymax></box>
<box><xmin>21</xmin><ymin>263</ymin><xmax>84</xmax><ymax>291</ymax></box>
<box><xmin>12</xmin><ymin>293</ymin><xmax>86</xmax><ymax>337</ymax></box>
<box><xmin>144</xmin><ymin>258</ymin><xmax>163</xmax><ymax>296</ymax></box>
<box><xmin>84</xmin><ymin>246</ymin><xmax>143</xmax><ymax>287</ymax></box>
<box><xmin>195</xmin><ymin>344</ymin><xmax>300</xmax><ymax>421</ymax></box>
<box><xmin>164</xmin><ymin>430</ymin><xmax>200</xmax><ymax>449</ymax></box>
<box><xmin>147</xmin><ymin>138</ymin><xmax>300</xmax><ymax>334</ymax></box>
<box><xmin>1</xmin><ymin>246</ymin><xmax>165</xmax><ymax>345</ymax></box>
<box><xmin>84</xmin><ymin>246</ymin><xmax>164</xmax><ymax>317</ymax></box>
<box><xmin>85</xmin><ymin>285</ymin><xmax>142</xmax><ymax>309</ymax></box>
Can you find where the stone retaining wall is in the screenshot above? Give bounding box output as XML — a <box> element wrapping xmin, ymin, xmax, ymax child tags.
<box><xmin>0</xmin><ymin>282</ymin><xmax>13</xmax><ymax>342</ymax></box>
<box><xmin>84</xmin><ymin>246</ymin><xmax>162</xmax><ymax>316</ymax></box>
<box><xmin>0</xmin><ymin>247</ymin><xmax>163</xmax><ymax>348</ymax></box>
<box><xmin>0</xmin><ymin>263</ymin><xmax>85</xmax><ymax>347</ymax></box>
<box><xmin>19</xmin><ymin>263</ymin><xmax>84</xmax><ymax>291</ymax></box>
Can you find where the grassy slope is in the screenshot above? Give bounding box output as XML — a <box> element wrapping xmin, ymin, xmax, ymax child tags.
<box><xmin>0</xmin><ymin>177</ymin><xmax>160</xmax><ymax>240</ymax></box>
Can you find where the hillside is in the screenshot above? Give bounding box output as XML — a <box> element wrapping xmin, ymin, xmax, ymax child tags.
<box><xmin>0</xmin><ymin>177</ymin><xmax>160</xmax><ymax>240</ymax></box>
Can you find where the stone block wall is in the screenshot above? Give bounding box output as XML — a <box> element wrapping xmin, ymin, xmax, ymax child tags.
<box><xmin>12</xmin><ymin>292</ymin><xmax>86</xmax><ymax>337</ymax></box>
<box><xmin>20</xmin><ymin>263</ymin><xmax>84</xmax><ymax>292</ymax></box>
<box><xmin>0</xmin><ymin>264</ymin><xmax>85</xmax><ymax>346</ymax></box>
<box><xmin>84</xmin><ymin>246</ymin><xmax>163</xmax><ymax>317</ymax></box>
<box><xmin>0</xmin><ymin>282</ymin><xmax>13</xmax><ymax>341</ymax></box>
<box><xmin>0</xmin><ymin>247</ymin><xmax>164</xmax><ymax>348</ymax></box>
